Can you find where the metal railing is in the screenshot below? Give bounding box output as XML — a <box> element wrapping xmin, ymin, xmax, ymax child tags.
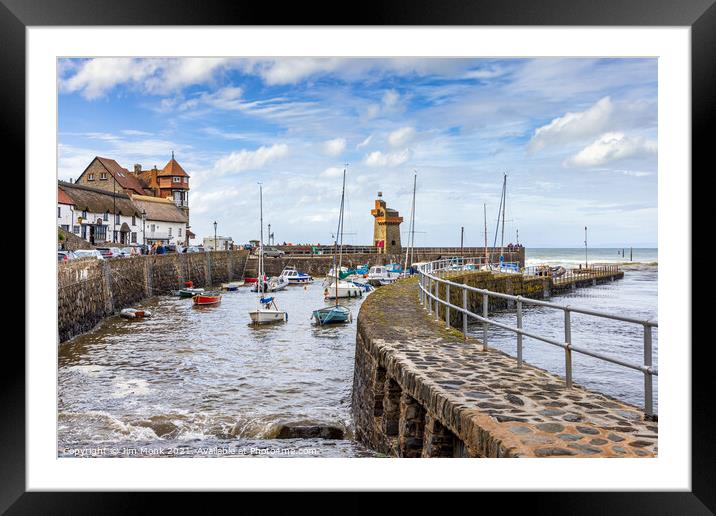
<box><xmin>416</xmin><ymin>257</ymin><xmax>658</xmax><ymax>417</ymax></box>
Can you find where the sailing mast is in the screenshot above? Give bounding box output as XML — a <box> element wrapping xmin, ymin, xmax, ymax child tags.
<box><xmin>483</xmin><ymin>203</ymin><xmax>488</xmax><ymax>267</ymax></box>
<box><xmin>404</xmin><ymin>172</ymin><xmax>417</xmax><ymax>274</ymax></box>
<box><xmin>258</xmin><ymin>183</ymin><xmax>264</xmax><ymax>293</ymax></box>
<box><xmin>334</xmin><ymin>166</ymin><xmax>347</xmax><ymax>305</ymax></box>
<box><xmin>500</xmin><ymin>173</ymin><xmax>507</xmax><ymax>259</ymax></box>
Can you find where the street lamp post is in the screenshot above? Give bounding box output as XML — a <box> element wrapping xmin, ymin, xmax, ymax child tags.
<box><xmin>584</xmin><ymin>226</ymin><xmax>588</xmax><ymax>268</ymax></box>
<box><xmin>213</xmin><ymin>221</ymin><xmax>218</xmax><ymax>252</ymax></box>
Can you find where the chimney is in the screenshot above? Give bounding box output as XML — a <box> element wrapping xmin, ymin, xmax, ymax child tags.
<box><xmin>69</xmin><ymin>177</ymin><xmax>73</xmax><ymax>183</ymax></box>
<box><xmin>377</xmin><ymin>191</ymin><xmax>383</xmax><ymax>198</ymax></box>
<box><xmin>133</xmin><ymin>164</ymin><xmax>141</xmax><ymax>174</ymax></box>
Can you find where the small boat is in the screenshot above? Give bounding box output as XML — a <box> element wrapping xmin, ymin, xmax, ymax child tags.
<box><xmin>193</xmin><ymin>292</ymin><xmax>222</xmax><ymax>305</ymax></box>
<box><xmin>250</xmin><ymin>275</ymin><xmax>288</xmax><ymax>292</ymax></box>
<box><xmin>354</xmin><ymin>264</ymin><xmax>369</xmax><ymax>275</ymax></box>
<box><xmin>367</xmin><ymin>265</ymin><xmax>399</xmax><ymax>286</ymax></box>
<box><xmin>244</xmin><ymin>277</ymin><xmax>259</xmax><ymax>284</ymax></box>
<box><xmin>280</xmin><ymin>266</ymin><xmax>314</xmax><ymax>285</ymax></box>
<box><xmin>120</xmin><ymin>308</ymin><xmax>152</xmax><ymax>319</ymax></box>
<box><xmin>221</xmin><ymin>281</ymin><xmax>245</xmax><ymax>291</ymax></box>
<box><xmin>324</xmin><ymin>280</ymin><xmax>363</xmax><ymax>299</ymax></box>
<box><xmin>313</xmin><ymin>304</ymin><xmax>352</xmax><ymax>325</ymax></box>
<box><xmin>249</xmin><ymin>296</ymin><xmax>287</xmax><ymax>324</ymax></box>
<box><xmin>550</xmin><ymin>266</ymin><xmax>566</xmax><ymax>277</ymax></box>
<box><xmin>176</xmin><ymin>287</ymin><xmax>205</xmax><ymax>298</ymax></box>
<box><xmin>385</xmin><ymin>263</ymin><xmax>403</xmax><ymax>274</ymax></box>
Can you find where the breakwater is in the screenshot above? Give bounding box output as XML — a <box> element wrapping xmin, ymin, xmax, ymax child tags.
<box><xmin>57</xmin><ymin>251</ymin><xmax>249</xmax><ymax>342</ymax></box>
<box><xmin>352</xmin><ymin>277</ymin><xmax>657</xmax><ymax>457</ymax></box>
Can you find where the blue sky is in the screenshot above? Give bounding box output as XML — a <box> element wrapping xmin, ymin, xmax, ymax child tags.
<box><xmin>57</xmin><ymin>58</ymin><xmax>657</xmax><ymax>247</ymax></box>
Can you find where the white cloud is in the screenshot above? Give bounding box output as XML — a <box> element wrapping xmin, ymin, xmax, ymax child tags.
<box><xmin>323</xmin><ymin>138</ymin><xmax>346</xmax><ymax>157</ymax></box>
<box><xmin>463</xmin><ymin>66</ymin><xmax>504</xmax><ymax>80</ymax></box>
<box><xmin>61</xmin><ymin>58</ymin><xmax>231</xmax><ymax>99</ymax></box>
<box><xmin>213</xmin><ymin>144</ymin><xmax>289</xmax><ymax>175</ymax></box>
<box><xmin>357</xmin><ymin>135</ymin><xmax>373</xmax><ymax>149</ymax></box>
<box><xmin>388</xmin><ymin>127</ymin><xmax>416</xmax><ymax>148</ymax></box>
<box><xmin>364</xmin><ymin>149</ymin><xmax>412</xmax><ymax>167</ymax></box>
<box><xmin>564</xmin><ymin>132</ymin><xmax>657</xmax><ymax>167</ymax></box>
<box><xmin>382</xmin><ymin>90</ymin><xmax>399</xmax><ymax>108</ymax></box>
<box><xmin>529</xmin><ymin>97</ymin><xmax>614</xmax><ymax>152</ymax></box>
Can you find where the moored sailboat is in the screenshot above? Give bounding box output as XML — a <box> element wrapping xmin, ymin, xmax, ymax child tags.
<box><xmin>249</xmin><ymin>183</ymin><xmax>287</xmax><ymax>324</ymax></box>
<box><xmin>313</xmin><ymin>166</ymin><xmax>353</xmax><ymax>325</ymax></box>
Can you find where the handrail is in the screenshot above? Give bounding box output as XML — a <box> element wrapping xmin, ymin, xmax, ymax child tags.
<box><xmin>416</xmin><ymin>257</ymin><xmax>658</xmax><ymax>417</ymax></box>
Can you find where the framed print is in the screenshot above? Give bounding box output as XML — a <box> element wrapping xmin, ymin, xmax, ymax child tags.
<box><xmin>5</xmin><ymin>0</ymin><xmax>712</xmax><ymax>511</ymax></box>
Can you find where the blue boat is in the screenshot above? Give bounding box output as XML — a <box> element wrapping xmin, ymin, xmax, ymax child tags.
<box><xmin>312</xmin><ymin>304</ymin><xmax>352</xmax><ymax>325</ymax></box>
<box><xmin>354</xmin><ymin>264</ymin><xmax>369</xmax><ymax>275</ymax></box>
<box><xmin>385</xmin><ymin>263</ymin><xmax>403</xmax><ymax>274</ymax></box>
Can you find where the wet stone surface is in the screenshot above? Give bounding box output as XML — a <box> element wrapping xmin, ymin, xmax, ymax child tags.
<box><xmin>354</xmin><ymin>277</ymin><xmax>658</xmax><ymax>458</ymax></box>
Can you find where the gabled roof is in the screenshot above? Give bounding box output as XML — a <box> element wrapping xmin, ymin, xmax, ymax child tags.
<box><xmin>90</xmin><ymin>157</ymin><xmax>148</xmax><ymax>195</ymax></box>
<box><xmin>131</xmin><ymin>195</ymin><xmax>188</xmax><ymax>224</ymax></box>
<box><xmin>158</xmin><ymin>158</ymin><xmax>189</xmax><ymax>178</ymax></box>
<box><xmin>58</xmin><ymin>181</ymin><xmax>142</xmax><ymax>217</ymax></box>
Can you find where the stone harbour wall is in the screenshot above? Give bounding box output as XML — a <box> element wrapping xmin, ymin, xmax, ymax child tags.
<box><xmin>352</xmin><ymin>277</ymin><xmax>657</xmax><ymax>458</ymax></box>
<box><xmin>57</xmin><ymin>251</ymin><xmax>249</xmax><ymax>343</ymax></box>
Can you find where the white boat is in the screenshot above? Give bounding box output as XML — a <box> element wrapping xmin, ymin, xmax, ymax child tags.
<box><xmin>367</xmin><ymin>265</ymin><xmax>399</xmax><ymax>285</ymax></box>
<box><xmin>280</xmin><ymin>266</ymin><xmax>314</xmax><ymax>284</ymax></box>
<box><xmin>249</xmin><ymin>184</ymin><xmax>288</xmax><ymax>324</ymax></box>
<box><xmin>249</xmin><ymin>296</ymin><xmax>288</xmax><ymax>324</ymax></box>
<box><xmin>221</xmin><ymin>281</ymin><xmax>244</xmax><ymax>291</ymax></box>
<box><xmin>250</xmin><ymin>274</ymin><xmax>289</xmax><ymax>292</ymax></box>
<box><xmin>324</xmin><ymin>280</ymin><xmax>363</xmax><ymax>299</ymax></box>
<box><xmin>120</xmin><ymin>308</ymin><xmax>152</xmax><ymax>319</ymax></box>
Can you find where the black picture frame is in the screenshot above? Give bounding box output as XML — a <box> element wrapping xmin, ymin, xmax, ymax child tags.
<box><xmin>5</xmin><ymin>0</ymin><xmax>709</xmax><ymax>512</ymax></box>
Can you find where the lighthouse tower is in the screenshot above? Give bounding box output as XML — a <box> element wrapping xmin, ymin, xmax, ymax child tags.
<box><xmin>371</xmin><ymin>192</ymin><xmax>403</xmax><ymax>255</ymax></box>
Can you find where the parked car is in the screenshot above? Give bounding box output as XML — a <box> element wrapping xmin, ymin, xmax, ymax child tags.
<box><xmin>95</xmin><ymin>247</ymin><xmax>123</xmax><ymax>259</ymax></box>
<box><xmin>57</xmin><ymin>250</ymin><xmax>77</xmax><ymax>262</ymax></box>
<box><xmin>185</xmin><ymin>246</ymin><xmax>203</xmax><ymax>253</ymax></box>
<box><xmin>263</xmin><ymin>246</ymin><xmax>285</xmax><ymax>258</ymax></box>
<box><xmin>74</xmin><ymin>249</ymin><xmax>104</xmax><ymax>260</ymax></box>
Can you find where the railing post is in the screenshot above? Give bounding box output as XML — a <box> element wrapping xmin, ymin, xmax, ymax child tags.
<box><xmin>445</xmin><ymin>284</ymin><xmax>450</xmax><ymax>328</ymax></box>
<box><xmin>564</xmin><ymin>308</ymin><xmax>573</xmax><ymax>388</ymax></box>
<box><xmin>482</xmin><ymin>293</ymin><xmax>489</xmax><ymax>350</ymax></box>
<box><xmin>427</xmin><ymin>277</ymin><xmax>432</xmax><ymax>314</ymax></box>
<box><xmin>516</xmin><ymin>297</ymin><xmax>523</xmax><ymax>367</ymax></box>
<box><xmin>462</xmin><ymin>287</ymin><xmax>468</xmax><ymax>339</ymax></box>
<box><xmin>434</xmin><ymin>281</ymin><xmax>440</xmax><ymax>321</ymax></box>
<box><xmin>644</xmin><ymin>323</ymin><xmax>654</xmax><ymax>418</ymax></box>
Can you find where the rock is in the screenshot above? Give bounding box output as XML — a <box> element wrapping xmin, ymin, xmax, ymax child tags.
<box><xmin>274</xmin><ymin>424</ymin><xmax>345</xmax><ymax>440</ymax></box>
<box><xmin>576</xmin><ymin>425</ymin><xmax>600</xmax><ymax>435</ymax></box>
<box><xmin>536</xmin><ymin>423</ymin><xmax>564</xmax><ymax>433</ymax></box>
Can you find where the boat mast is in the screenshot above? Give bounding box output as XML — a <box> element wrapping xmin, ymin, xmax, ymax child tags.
<box><xmin>404</xmin><ymin>172</ymin><xmax>416</xmax><ymax>273</ymax></box>
<box><xmin>334</xmin><ymin>166</ymin><xmax>347</xmax><ymax>305</ymax></box>
<box><xmin>484</xmin><ymin>203</ymin><xmax>488</xmax><ymax>267</ymax></box>
<box><xmin>258</xmin><ymin>182</ymin><xmax>264</xmax><ymax>293</ymax></box>
<box><xmin>500</xmin><ymin>173</ymin><xmax>507</xmax><ymax>259</ymax></box>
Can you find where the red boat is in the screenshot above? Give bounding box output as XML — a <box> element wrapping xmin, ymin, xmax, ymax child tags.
<box><xmin>243</xmin><ymin>275</ymin><xmax>266</xmax><ymax>285</ymax></box>
<box><xmin>192</xmin><ymin>292</ymin><xmax>222</xmax><ymax>306</ymax></box>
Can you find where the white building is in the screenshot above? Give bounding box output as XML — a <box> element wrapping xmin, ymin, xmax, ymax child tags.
<box><xmin>58</xmin><ymin>181</ymin><xmax>144</xmax><ymax>246</ymax></box>
<box><xmin>131</xmin><ymin>195</ymin><xmax>189</xmax><ymax>247</ymax></box>
<box><xmin>203</xmin><ymin>235</ymin><xmax>234</xmax><ymax>251</ymax></box>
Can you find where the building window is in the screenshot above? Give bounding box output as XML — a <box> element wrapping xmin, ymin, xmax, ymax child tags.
<box><xmin>183</xmin><ymin>177</ymin><xmax>188</xmax><ymax>184</ymax></box>
<box><xmin>61</xmin><ymin>224</ymin><xmax>69</xmax><ymax>231</ymax></box>
<box><xmin>178</xmin><ymin>227</ymin><xmax>182</xmax><ymax>237</ymax></box>
<box><xmin>95</xmin><ymin>225</ymin><xmax>107</xmax><ymax>241</ymax></box>
<box><xmin>73</xmin><ymin>225</ymin><xmax>80</xmax><ymax>234</ymax></box>
<box><xmin>57</xmin><ymin>206</ymin><xmax>61</xmax><ymax>218</ymax></box>
<box><xmin>103</xmin><ymin>212</ymin><xmax>109</xmax><ymax>221</ymax></box>
<box><xmin>82</xmin><ymin>210</ymin><xmax>87</xmax><ymax>219</ymax></box>
<box><xmin>132</xmin><ymin>215</ymin><xmax>136</xmax><ymax>226</ymax></box>
<box><xmin>115</xmin><ymin>214</ymin><xmax>120</xmax><ymax>224</ymax></box>
<box><xmin>131</xmin><ymin>232</ymin><xmax>137</xmax><ymax>243</ymax></box>
<box><xmin>87</xmin><ymin>173</ymin><xmax>94</xmax><ymax>181</ymax></box>
<box><xmin>173</xmin><ymin>176</ymin><xmax>181</xmax><ymax>183</ymax></box>
<box><xmin>168</xmin><ymin>227</ymin><xmax>172</xmax><ymax>237</ymax></box>
<box><xmin>100</xmin><ymin>172</ymin><xmax>107</xmax><ymax>180</ymax></box>
<box><xmin>150</xmin><ymin>224</ymin><xmax>156</xmax><ymax>233</ymax></box>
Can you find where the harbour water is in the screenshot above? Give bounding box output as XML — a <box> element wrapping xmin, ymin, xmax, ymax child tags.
<box><xmin>58</xmin><ymin>281</ymin><xmax>377</xmax><ymax>457</ymax></box>
<box><xmin>476</xmin><ymin>248</ymin><xmax>659</xmax><ymax>413</ymax></box>
<box><xmin>58</xmin><ymin>248</ymin><xmax>659</xmax><ymax>457</ymax></box>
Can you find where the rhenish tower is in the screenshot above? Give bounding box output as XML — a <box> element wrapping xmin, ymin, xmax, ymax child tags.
<box><xmin>371</xmin><ymin>192</ymin><xmax>403</xmax><ymax>255</ymax></box>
